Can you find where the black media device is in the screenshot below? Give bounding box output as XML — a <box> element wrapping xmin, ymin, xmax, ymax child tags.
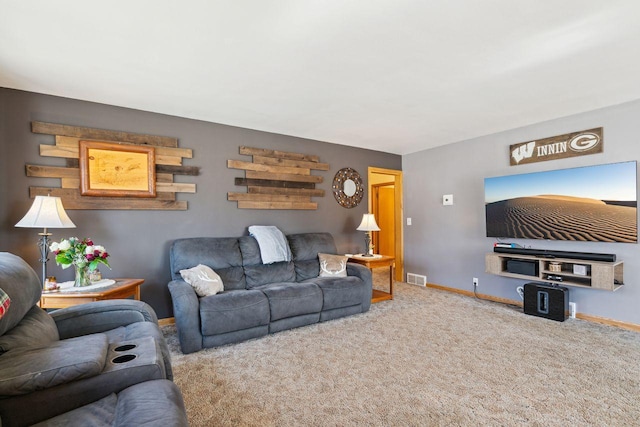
<box><xmin>506</xmin><ymin>259</ymin><xmax>538</xmax><ymax>276</ymax></box>
<box><xmin>523</xmin><ymin>282</ymin><xmax>568</xmax><ymax>322</ymax></box>
<box><xmin>494</xmin><ymin>246</ymin><xmax>616</xmax><ymax>262</ymax></box>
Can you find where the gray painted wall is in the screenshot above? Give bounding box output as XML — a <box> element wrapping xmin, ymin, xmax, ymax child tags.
<box><xmin>403</xmin><ymin>99</ymin><xmax>640</xmax><ymax>325</ymax></box>
<box><xmin>0</xmin><ymin>88</ymin><xmax>401</xmax><ymax>318</ymax></box>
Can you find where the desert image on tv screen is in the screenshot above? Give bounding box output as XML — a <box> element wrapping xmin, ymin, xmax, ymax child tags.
<box><xmin>485</xmin><ymin>162</ymin><xmax>637</xmax><ymax>243</ymax></box>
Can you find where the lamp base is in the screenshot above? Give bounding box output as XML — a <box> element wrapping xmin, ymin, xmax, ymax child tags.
<box><xmin>361</xmin><ymin>253</ymin><xmax>375</xmax><ymax>257</ymax></box>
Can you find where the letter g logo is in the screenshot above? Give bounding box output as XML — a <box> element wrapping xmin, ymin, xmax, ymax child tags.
<box><xmin>569</xmin><ymin>133</ymin><xmax>599</xmax><ymax>151</ymax></box>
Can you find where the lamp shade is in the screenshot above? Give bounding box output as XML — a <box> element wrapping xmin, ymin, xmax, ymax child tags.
<box><xmin>356</xmin><ymin>213</ymin><xmax>380</xmax><ymax>232</ymax></box>
<box><xmin>15</xmin><ymin>196</ymin><xmax>76</xmax><ymax>229</ymax></box>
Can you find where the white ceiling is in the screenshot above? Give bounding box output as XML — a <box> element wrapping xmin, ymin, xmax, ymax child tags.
<box><xmin>2</xmin><ymin>1</ymin><xmax>640</xmax><ymax>155</ymax></box>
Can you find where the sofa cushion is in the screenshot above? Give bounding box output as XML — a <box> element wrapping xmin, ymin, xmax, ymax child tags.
<box><xmin>0</xmin><ymin>333</ymin><xmax>108</xmax><ymax>396</ymax></box>
<box><xmin>310</xmin><ymin>276</ymin><xmax>366</xmax><ymax>310</ymax></box>
<box><xmin>288</xmin><ymin>233</ymin><xmax>337</xmax><ymax>261</ymax></box>
<box><xmin>200</xmin><ymin>290</ymin><xmax>270</xmax><ymax>336</ymax></box>
<box><xmin>238</xmin><ymin>236</ymin><xmax>262</xmax><ymax>266</ymax></box>
<box><xmin>258</xmin><ymin>282</ymin><xmax>323</xmax><ymax>321</ymax></box>
<box><xmin>170</xmin><ymin>238</ymin><xmax>246</xmax><ymax>290</ymax></box>
<box><xmin>0</xmin><ymin>306</ymin><xmax>59</xmax><ymax>354</ymax></box>
<box><xmin>0</xmin><ymin>253</ymin><xmax>42</xmax><ymax>336</ymax></box>
<box><xmin>294</xmin><ymin>259</ymin><xmax>320</xmax><ymax>282</ymax></box>
<box><xmin>244</xmin><ymin>261</ymin><xmax>296</xmax><ymax>289</ymax></box>
<box><xmin>32</xmin><ymin>380</ymin><xmax>188</xmax><ymax>427</ymax></box>
<box><xmin>179</xmin><ymin>264</ymin><xmax>224</xmax><ymax>296</ymax></box>
<box><xmin>318</xmin><ymin>253</ymin><xmax>348</xmax><ymax>277</ymax></box>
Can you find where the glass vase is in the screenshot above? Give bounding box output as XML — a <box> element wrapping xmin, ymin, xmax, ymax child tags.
<box><xmin>74</xmin><ymin>264</ymin><xmax>91</xmax><ymax>287</ymax></box>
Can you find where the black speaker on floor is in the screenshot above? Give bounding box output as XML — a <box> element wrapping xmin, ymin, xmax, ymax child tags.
<box><xmin>523</xmin><ymin>282</ymin><xmax>568</xmax><ymax>322</ymax></box>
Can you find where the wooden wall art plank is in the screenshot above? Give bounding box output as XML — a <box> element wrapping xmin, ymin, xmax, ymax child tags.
<box><xmin>156</xmin><ymin>183</ymin><xmax>197</xmax><ymax>193</ymax></box>
<box><xmin>227</xmin><ymin>159</ymin><xmax>311</xmax><ymax>176</ymax></box>
<box><xmin>245</xmin><ymin>170</ymin><xmax>323</xmax><ymax>183</ymax></box>
<box><xmin>55</xmin><ymin>136</ymin><xmax>193</xmax><ymax>158</ymax></box>
<box><xmin>156</xmin><ymin>173</ymin><xmax>174</xmax><ymax>183</ymax></box>
<box><xmin>230</xmin><ymin>146</ymin><xmax>327</xmax><ymax>210</ymax></box>
<box><xmin>30</xmin><ymin>186</ymin><xmax>182</xmax><ymax>208</ymax></box>
<box><xmin>239</xmin><ymin>146</ymin><xmax>320</xmax><ymax>162</ymax></box>
<box><xmin>247</xmin><ymin>186</ymin><xmax>325</xmax><ymax>197</ymax></box>
<box><xmin>234</xmin><ymin>178</ymin><xmax>315</xmax><ymax>189</ymax></box>
<box><xmin>227</xmin><ymin>192</ymin><xmax>311</xmax><ymax>202</ymax></box>
<box><xmin>26</xmin><ymin>164</ymin><xmax>79</xmax><ymax>178</ymax></box>
<box><xmin>41</xmin><ymin>143</ymin><xmax>183</xmax><ymax>166</ymax></box>
<box><xmin>32</xmin><ymin>121</ymin><xmax>178</xmax><ymax>147</ymax></box>
<box><xmin>237</xmin><ymin>201</ymin><xmax>318</xmax><ymax>210</ymax></box>
<box><xmin>26</xmin><ymin>122</ymin><xmax>197</xmax><ymax>210</ymax></box>
<box><xmin>252</xmin><ymin>155</ymin><xmax>330</xmax><ymax>171</ymax></box>
<box><xmin>156</xmin><ymin>165</ymin><xmax>201</xmax><ymax>176</ymax></box>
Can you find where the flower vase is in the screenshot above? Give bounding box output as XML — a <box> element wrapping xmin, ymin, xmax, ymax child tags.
<box><xmin>74</xmin><ymin>264</ymin><xmax>91</xmax><ymax>287</ymax></box>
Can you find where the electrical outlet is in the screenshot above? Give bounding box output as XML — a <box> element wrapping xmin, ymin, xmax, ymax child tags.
<box><xmin>473</xmin><ymin>277</ymin><xmax>479</xmax><ymax>288</ymax></box>
<box><xmin>569</xmin><ymin>302</ymin><xmax>577</xmax><ymax>319</ymax></box>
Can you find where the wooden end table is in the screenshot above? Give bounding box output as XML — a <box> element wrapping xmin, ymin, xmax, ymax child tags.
<box><xmin>39</xmin><ymin>278</ymin><xmax>144</xmax><ymax>309</ymax></box>
<box><xmin>348</xmin><ymin>255</ymin><xmax>395</xmax><ymax>303</ymax></box>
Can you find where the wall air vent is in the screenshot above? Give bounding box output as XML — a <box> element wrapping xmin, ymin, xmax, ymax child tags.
<box><xmin>406</xmin><ymin>273</ymin><xmax>427</xmax><ymax>286</ymax></box>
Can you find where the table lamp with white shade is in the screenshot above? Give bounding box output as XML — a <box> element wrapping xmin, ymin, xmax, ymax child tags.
<box><xmin>356</xmin><ymin>213</ymin><xmax>380</xmax><ymax>257</ymax></box>
<box><xmin>15</xmin><ymin>195</ymin><xmax>76</xmax><ymax>286</ymax></box>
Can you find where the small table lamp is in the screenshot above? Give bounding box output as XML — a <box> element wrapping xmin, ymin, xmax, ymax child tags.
<box><xmin>15</xmin><ymin>195</ymin><xmax>76</xmax><ymax>286</ymax></box>
<box><xmin>356</xmin><ymin>213</ymin><xmax>380</xmax><ymax>257</ymax></box>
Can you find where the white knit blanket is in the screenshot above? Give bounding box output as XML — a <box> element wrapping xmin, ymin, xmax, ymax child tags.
<box><xmin>248</xmin><ymin>225</ymin><xmax>292</xmax><ymax>264</ymax></box>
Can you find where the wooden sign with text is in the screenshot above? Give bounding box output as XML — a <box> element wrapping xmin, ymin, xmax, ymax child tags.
<box><xmin>510</xmin><ymin>128</ymin><xmax>603</xmax><ymax>166</ymax></box>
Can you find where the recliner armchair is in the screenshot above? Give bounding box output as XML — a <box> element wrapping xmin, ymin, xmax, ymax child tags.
<box><xmin>0</xmin><ymin>252</ymin><xmax>187</xmax><ymax>427</ymax></box>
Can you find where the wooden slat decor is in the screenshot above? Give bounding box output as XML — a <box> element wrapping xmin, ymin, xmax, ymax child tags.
<box><xmin>25</xmin><ymin>122</ymin><xmax>199</xmax><ymax>210</ymax></box>
<box><xmin>228</xmin><ymin>146</ymin><xmax>328</xmax><ymax>210</ymax></box>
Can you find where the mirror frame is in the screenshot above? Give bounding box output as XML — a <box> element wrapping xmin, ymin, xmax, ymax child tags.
<box><xmin>332</xmin><ymin>167</ymin><xmax>364</xmax><ymax>208</ymax></box>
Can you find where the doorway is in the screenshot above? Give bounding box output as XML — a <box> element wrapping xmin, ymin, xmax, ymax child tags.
<box><xmin>368</xmin><ymin>167</ymin><xmax>403</xmax><ymax>281</ymax></box>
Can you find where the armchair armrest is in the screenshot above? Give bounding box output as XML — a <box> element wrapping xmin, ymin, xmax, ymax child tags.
<box><xmin>168</xmin><ymin>279</ymin><xmax>203</xmax><ymax>354</ymax></box>
<box><xmin>347</xmin><ymin>262</ymin><xmax>373</xmax><ymax>312</ymax></box>
<box><xmin>51</xmin><ymin>300</ymin><xmax>159</xmax><ymax>340</ymax></box>
<box><xmin>0</xmin><ymin>334</ymin><xmax>108</xmax><ymax>397</ymax></box>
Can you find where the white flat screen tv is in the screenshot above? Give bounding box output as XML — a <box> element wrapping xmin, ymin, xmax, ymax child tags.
<box><xmin>484</xmin><ymin>161</ymin><xmax>637</xmax><ymax>243</ymax></box>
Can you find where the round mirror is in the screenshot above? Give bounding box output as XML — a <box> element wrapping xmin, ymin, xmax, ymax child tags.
<box><xmin>332</xmin><ymin>168</ymin><xmax>364</xmax><ymax>208</ymax></box>
<box><xmin>343</xmin><ymin>179</ymin><xmax>357</xmax><ymax>197</ymax></box>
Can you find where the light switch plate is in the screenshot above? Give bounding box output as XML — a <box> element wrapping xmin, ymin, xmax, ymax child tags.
<box><xmin>443</xmin><ymin>194</ymin><xmax>453</xmax><ymax>205</ymax></box>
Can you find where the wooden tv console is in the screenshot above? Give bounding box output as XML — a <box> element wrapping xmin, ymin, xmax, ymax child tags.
<box><xmin>485</xmin><ymin>252</ymin><xmax>624</xmax><ymax>291</ymax></box>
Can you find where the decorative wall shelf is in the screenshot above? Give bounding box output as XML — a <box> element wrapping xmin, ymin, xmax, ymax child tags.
<box><xmin>25</xmin><ymin>122</ymin><xmax>199</xmax><ymax>210</ymax></box>
<box><xmin>485</xmin><ymin>252</ymin><xmax>624</xmax><ymax>291</ymax></box>
<box><xmin>228</xmin><ymin>146</ymin><xmax>328</xmax><ymax>210</ymax></box>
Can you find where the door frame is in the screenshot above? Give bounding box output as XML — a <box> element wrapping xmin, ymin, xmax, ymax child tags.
<box><xmin>368</xmin><ymin>167</ymin><xmax>403</xmax><ymax>282</ymax></box>
<box><xmin>371</xmin><ymin>181</ymin><xmax>395</xmax><ymax>255</ymax></box>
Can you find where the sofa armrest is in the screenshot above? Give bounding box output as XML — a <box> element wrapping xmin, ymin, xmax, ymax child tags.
<box><xmin>168</xmin><ymin>280</ymin><xmax>203</xmax><ymax>354</ymax></box>
<box><xmin>51</xmin><ymin>300</ymin><xmax>159</xmax><ymax>340</ymax></box>
<box><xmin>347</xmin><ymin>262</ymin><xmax>373</xmax><ymax>312</ymax></box>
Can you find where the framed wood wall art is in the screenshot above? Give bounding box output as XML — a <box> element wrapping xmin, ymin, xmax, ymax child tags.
<box><xmin>79</xmin><ymin>140</ymin><xmax>156</xmax><ymax>197</ymax></box>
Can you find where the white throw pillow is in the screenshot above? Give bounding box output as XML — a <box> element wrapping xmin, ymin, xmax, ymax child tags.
<box><xmin>179</xmin><ymin>264</ymin><xmax>224</xmax><ymax>297</ymax></box>
<box><xmin>318</xmin><ymin>253</ymin><xmax>348</xmax><ymax>277</ymax></box>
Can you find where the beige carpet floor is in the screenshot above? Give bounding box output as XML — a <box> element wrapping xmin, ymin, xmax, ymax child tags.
<box><xmin>163</xmin><ymin>273</ymin><xmax>640</xmax><ymax>426</ymax></box>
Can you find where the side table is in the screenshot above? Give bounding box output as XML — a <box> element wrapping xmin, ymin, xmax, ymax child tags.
<box><xmin>348</xmin><ymin>255</ymin><xmax>395</xmax><ymax>303</ymax></box>
<box><xmin>39</xmin><ymin>278</ymin><xmax>144</xmax><ymax>309</ymax></box>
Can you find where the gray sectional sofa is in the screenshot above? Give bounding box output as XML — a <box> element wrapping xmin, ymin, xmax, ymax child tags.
<box><xmin>169</xmin><ymin>232</ymin><xmax>372</xmax><ymax>354</ymax></box>
<box><xmin>0</xmin><ymin>252</ymin><xmax>188</xmax><ymax>427</ymax></box>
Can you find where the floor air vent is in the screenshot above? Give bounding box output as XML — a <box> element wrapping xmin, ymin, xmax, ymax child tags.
<box><xmin>407</xmin><ymin>273</ymin><xmax>427</xmax><ymax>286</ymax></box>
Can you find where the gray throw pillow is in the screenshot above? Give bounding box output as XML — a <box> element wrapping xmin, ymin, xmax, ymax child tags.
<box><xmin>179</xmin><ymin>264</ymin><xmax>224</xmax><ymax>297</ymax></box>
